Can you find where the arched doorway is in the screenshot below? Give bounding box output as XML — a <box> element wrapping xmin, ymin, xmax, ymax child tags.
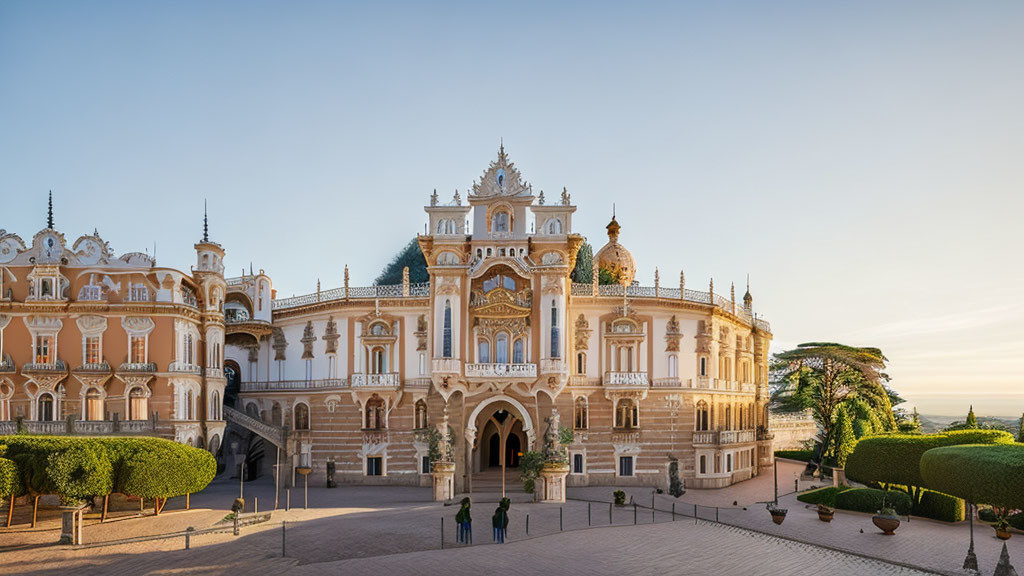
<box><xmin>466</xmin><ymin>396</ymin><xmax>534</xmax><ymax>496</ymax></box>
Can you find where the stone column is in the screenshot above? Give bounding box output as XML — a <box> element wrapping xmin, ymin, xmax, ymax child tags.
<box><xmin>432</xmin><ymin>461</ymin><xmax>456</xmax><ymax>502</ymax></box>
<box><xmin>539</xmin><ymin>462</ymin><xmax>570</xmax><ymax>503</ymax></box>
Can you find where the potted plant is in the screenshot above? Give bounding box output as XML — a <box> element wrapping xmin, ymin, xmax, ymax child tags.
<box><xmin>872</xmin><ymin>506</ymin><xmax>900</xmax><ymax>535</ymax></box>
<box><xmin>817</xmin><ymin>503</ymin><xmax>835</xmax><ymax>523</ymax></box>
<box><xmin>995</xmin><ymin>517</ymin><xmax>1012</xmax><ymax>541</ymax></box>
<box><xmin>613</xmin><ymin>490</ymin><xmax>627</xmax><ymax>507</ymax></box>
<box><xmin>767</xmin><ymin>503</ymin><xmax>787</xmax><ymax>525</ymax></box>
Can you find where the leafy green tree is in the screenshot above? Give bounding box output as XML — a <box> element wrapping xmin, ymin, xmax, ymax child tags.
<box><xmin>374</xmin><ymin>238</ymin><xmax>429</xmax><ymax>285</ymax></box>
<box><xmin>570</xmin><ymin>242</ymin><xmax>593</xmax><ymax>283</ymax></box>
<box><xmin>771</xmin><ymin>342</ymin><xmax>896</xmax><ymax>470</ymax></box>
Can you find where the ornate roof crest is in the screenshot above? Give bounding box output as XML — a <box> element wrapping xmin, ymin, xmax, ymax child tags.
<box><xmin>471</xmin><ymin>144</ymin><xmax>533</xmax><ymax>198</ymax></box>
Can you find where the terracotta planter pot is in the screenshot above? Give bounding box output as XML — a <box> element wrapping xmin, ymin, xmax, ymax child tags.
<box><xmin>818</xmin><ymin>510</ymin><xmax>834</xmax><ymax>523</ymax></box>
<box><xmin>872</xmin><ymin>515</ymin><xmax>900</xmax><ymax>535</ymax></box>
<box><xmin>995</xmin><ymin>528</ymin><xmax>1012</xmax><ymax>541</ymax></box>
<box><xmin>770</xmin><ymin>511</ymin><xmax>787</xmax><ymax>525</ymax></box>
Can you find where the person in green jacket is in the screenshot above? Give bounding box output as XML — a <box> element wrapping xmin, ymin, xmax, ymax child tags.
<box><xmin>492</xmin><ymin>497</ymin><xmax>510</xmax><ymax>543</ymax></box>
<box><xmin>455</xmin><ymin>497</ymin><xmax>472</xmax><ymax>543</ymax></box>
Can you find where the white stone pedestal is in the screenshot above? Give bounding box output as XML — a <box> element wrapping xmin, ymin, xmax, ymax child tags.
<box><xmin>432</xmin><ymin>461</ymin><xmax>456</xmax><ymax>502</ymax></box>
<box><xmin>539</xmin><ymin>462</ymin><xmax>570</xmax><ymax>503</ymax></box>
<box><xmin>59</xmin><ymin>506</ymin><xmax>85</xmax><ymax>545</ymax></box>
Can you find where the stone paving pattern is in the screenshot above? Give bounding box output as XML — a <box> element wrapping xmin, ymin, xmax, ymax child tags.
<box><xmin>0</xmin><ymin>461</ymin><xmax>1020</xmax><ymax>575</ymax></box>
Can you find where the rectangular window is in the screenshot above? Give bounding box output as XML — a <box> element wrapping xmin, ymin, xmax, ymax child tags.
<box><xmin>85</xmin><ymin>336</ymin><xmax>101</xmax><ymax>364</ymax></box>
<box><xmin>699</xmin><ymin>357</ymin><xmax>707</xmax><ymax>377</ymax></box>
<box><xmin>572</xmin><ymin>453</ymin><xmax>584</xmax><ymax>474</ymax></box>
<box><xmin>550</xmin><ymin>305</ymin><xmax>560</xmax><ymax>359</ymax></box>
<box><xmin>35</xmin><ymin>335</ymin><xmax>53</xmax><ymax>364</ymax></box>
<box><xmin>421</xmin><ymin>455</ymin><xmax>431</xmax><ymax>474</ymax></box>
<box><xmin>618</xmin><ymin>456</ymin><xmax>634</xmax><ymax>477</ymax></box>
<box><xmin>727</xmin><ymin>453</ymin><xmax>733</xmax><ymax>472</ymax></box>
<box><xmin>700</xmin><ymin>455</ymin><xmax>707</xmax><ymax>475</ymax></box>
<box><xmin>367</xmin><ymin>456</ymin><xmax>383</xmax><ymax>476</ymax></box>
<box><xmin>130</xmin><ymin>336</ymin><xmax>146</xmax><ymax>364</ymax></box>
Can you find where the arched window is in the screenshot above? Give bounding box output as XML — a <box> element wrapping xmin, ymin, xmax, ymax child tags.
<box><xmin>364</xmin><ymin>395</ymin><xmax>385</xmax><ymax>430</ymax></box>
<box><xmin>513</xmin><ymin>339</ymin><xmax>524</xmax><ymax>364</ymax></box>
<box><xmin>696</xmin><ymin>400</ymin><xmax>710</xmax><ymax>431</ymax></box>
<box><xmin>491</xmin><ymin>210</ymin><xmax>510</xmax><ymax>233</ymax></box>
<box><xmin>37</xmin><ymin>392</ymin><xmax>54</xmax><ymax>421</ymax></box>
<box><xmin>442</xmin><ymin>300</ymin><xmax>452</xmax><ymax>358</ymax></box>
<box><xmin>210</xmin><ymin>390</ymin><xmax>221</xmax><ymax>420</ymax></box>
<box><xmin>615</xmin><ymin>398</ymin><xmax>639</xmax><ymax>429</ymax></box>
<box><xmin>85</xmin><ymin>389</ymin><xmax>104</xmax><ymax>421</ymax></box>
<box><xmin>129</xmin><ymin>387</ymin><xmax>148</xmax><ymax>421</ymax></box>
<box><xmin>271</xmin><ymin>402</ymin><xmax>283</xmax><ymax>426</ymax></box>
<box><xmin>415</xmin><ymin>400</ymin><xmax>428</xmax><ymax>429</ymax></box>
<box><xmin>184</xmin><ymin>389</ymin><xmax>195</xmax><ymax>420</ymax></box>
<box><xmin>495</xmin><ymin>332</ymin><xmax>509</xmax><ymax>364</ymax></box>
<box><xmin>576</xmin><ymin>352</ymin><xmax>586</xmax><ymax>375</ymax></box>
<box><xmin>550</xmin><ymin>300</ymin><xmax>560</xmax><ymax>358</ymax></box>
<box><xmin>294</xmin><ymin>403</ymin><xmax>310</xmax><ymax>430</ymax></box>
<box><xmin>574</xmin><ymin>396</ymin><xmax>588</xmax><ymax>430</ymax></box>
<box><xmin>478</xmin><ymin>339</ymin><xmax>490</xmax><ymax>363</ymax></box>
<box><xmin>184</xmin><ymin>333</ymin><xmax>194</xmax><ymax>365</ymax></box>
<box><xmin>546</xmin><ymin>218</ymin><xmax>562</xmax><ymax>234</ymax></box>
<box><xmin>668</xmin><ymin>355</ymin><xmax>678</xmax><ymax>378</ymax></box>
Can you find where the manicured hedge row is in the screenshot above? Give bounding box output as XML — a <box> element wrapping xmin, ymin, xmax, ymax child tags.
<box><xmin>0</xmin><ymin>436</ymin><xmax>215</xmax><ymax>504</ymax></box>
<box><xmin>846</xmin><ymin>429</ymin><xmax>1013</xmax><ymax>488</ymax></box>
<box><xmin>0</xmin><ymin>457</ymin><xmax>19</xmax><ymax>498</ymax></box>
<box><xmin>775</xmin><ymin>450</ymin><xmax>814</xmax><ymax>462</ymax></box>
<box><xmin>920</xmin><ymin>444</ymin><xmax>1024</xmax><ymax>511</ymax></box>
<box><xmin>913</xmin><ymin>490</ymin><xmax>965</xmax><ymax>523</ymax></box>
<box><xmin>796</xmin><ymin>486</ymin><xmax>851</xmax><ymax>505</ymax></box>
<box><xmin>834</xmin><ymin>488</ymin><xmax>912</xmax><ymax>515</ymax></box>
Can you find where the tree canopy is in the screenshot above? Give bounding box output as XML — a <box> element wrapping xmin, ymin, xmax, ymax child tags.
<box><xmin>374</xmin><ymin>238</ymin><xmax>429</xmax><ymax>286</ymax></box>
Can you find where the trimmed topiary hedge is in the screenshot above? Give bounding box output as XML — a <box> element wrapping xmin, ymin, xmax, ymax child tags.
<box><xmin>0</xmin><ymin>456</ymin><xmax>20</xmax><ymax>498</ymax></box>
<box><xmin>796</xmin><ymin>486</ymin><xmax>853</xmax><ymax>505</ymax></box>
<box><xmin>775</xmin><ymin>450</ymin><xmax>814</xmax><ymax>462</ymax></box>
<box><xmin>834</xmin><ymin>488</ymin><xmax>912</xmax><ymax>515</ymax></box>
<box><xmin>913</xmin><ymin>490</ymin><xmax>965</xmax><ymax>523</ymax></box>
<box><xmin>0</xmin><ymin>436</ymin><xmax>215</xmax><ymax>504</ymax></box>
<box><xmin>846</xmin><ymin>430</ymin><xmax>1013</xmax><ymax>488</ymax></box>
<box><xmin>919</xmin><ymin>443</ymin><xmax>1024</xmax><ymax>511</ymax></box>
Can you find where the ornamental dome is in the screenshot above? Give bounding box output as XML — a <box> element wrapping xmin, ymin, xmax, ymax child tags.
<box><xmin>595</xmin><ymin>214</ymin><xmax>636</xmax><ymax>286</ymax></box>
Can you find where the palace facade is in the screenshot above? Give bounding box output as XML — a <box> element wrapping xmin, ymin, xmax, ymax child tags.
<box><xmin>0</xmin><ymin>147</ymin><xmax>775</xmax><ymax>493</ymax></box>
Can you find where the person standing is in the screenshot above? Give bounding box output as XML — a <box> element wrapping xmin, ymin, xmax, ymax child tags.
<box><xmin>492</xmin><ymin>497</ymin><xmax>510</xmax><ymax>543</ymax></box>
<box><xmin>455</xmin><ymin>497</ymin><xmax>472</xmax><ymax>544</ymax></box>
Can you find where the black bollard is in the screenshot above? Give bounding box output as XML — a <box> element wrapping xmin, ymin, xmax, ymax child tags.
<box><xmin>281</xmin><ymin>521</ymin><xmax>286</xmax><ymax>557</ymax></box>
<box><xmin>588</xmin><ymin>502</ymin><xmax>591</xmax><ymax>526</ymax></box>
<box><xmin>560</xmin><ymin>507</ymin><xmax>563</xmax><ymax>531</ymax></box>
<box><xmin>526</xmin><ymin>513</ymin><xmax>529</xmax><ymax>535</ymax></box>
<box><xmin>609</xmin><ymin>502</ymin><xmax>613</xmax><ymax>525</ymax></box>
<box><xmin>441</xmin><ymin>517</ymin><xmax>444</xmax><ymax>549</ymax></box>
<box><xmin>634</xmin><ymin>503</ymin><xmax>637</xmax><ymax>525</ymax></box>
<box><xmin>672</xmin><ymin>502</ymin><xmax>675</xmax><ymax>521</ymax></box>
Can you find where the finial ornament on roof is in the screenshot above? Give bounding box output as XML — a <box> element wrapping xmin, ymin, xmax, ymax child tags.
<box><xmin>47</xmin><ymin>191</ymin><xmax>54</xmax><ymax>229</ymax></box>
<box><xmin>561</xmin><ymin>187</ymin><xmax>570</xmax><ymax>205</ymax></box>
<box><xmin>538</xmin><ymin>190</ymin><xmax>545</xmax><ymax>205</ymax></box>
<box><xmin>203</xmin><ymin>199</ymin><xmax>209</xmax><ymax>243</ymax></box>
<box><xmin>430</xmin><ymin>189</ymin><xmax>438</xmax><ymax>206</ymax></box>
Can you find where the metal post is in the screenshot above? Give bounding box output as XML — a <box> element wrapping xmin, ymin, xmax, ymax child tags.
<box><xmin>588</xmin><ymin>502</ymin><xmax>591</xmax><ymax>526</ymax></box>
<box><xmin>440</xmin><ymin>517</ymin><xmax>444</xmax><ymax>549</ymax></box>
<box><xmin>240</xmin><ymin>462</ymin><xmax>245</xmax><ymax>500</ymax></box>
<box><xmin>672</xmin><ymin>502</ymin><xmax>675</xmax><ymax>521</ymax></box>
<box><xmin>526</xmin><ymin>513</ymin><xmax>529</xmax><ymax>535</ymax></box>
<box><xmin>633</xmin><ymin>503</ymin><xmax>637</xmax><ymax>525</ymax></box>
<box><xmin>560</xmin><ymin>507</ymin><xmax>563</xmax><ymax>531</ymax></box>
<box><xmin>275</xmin><ymin>446</ymin><xmax>280</xmax><ymax>510</ymax></box>
<box><xmin>286</xmin><ymin>488</ymin><xmax>291</xmax><ymax>511</ymax></box>
<box><xmin>254</xmin><ymin>497</ymin><xmax>258</xmax><ymax>516</ymax></box>
<box><xmin>609</xmin><ymin>502</ymin><xmax>613</xmax><ymax>525</ymax></box>
<box><xmin>281</xmin><ymin>521</ymin><xmax>286</xmax><ymax>557</ymax></box>
<box><xmin>716</xmin><ymin>506</ymin><xmax>719</xmax><ymax>522</ymax></box>
<box><xmin>185</xmin><ymin>527</ymin><xmax>192</xmax><ymax>549</ymax></box>
<box><xmin>773</xmin><ymin>458</ymin><xmax>779</xmax><ymax>505</ymax></box>
<box><xmin>304</xmin><ymin>474</ymin><xmax>308</xmax><ymax>510</ymax></box>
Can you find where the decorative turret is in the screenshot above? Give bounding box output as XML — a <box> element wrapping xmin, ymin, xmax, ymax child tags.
<box><xmin>195</xmin><ymin>201</ymin><xmax>225</xmax><ymax>275</ymax></box>
<box><xmin>595</xmin><ymin>208</ymin><xmax>636</xmax><ymax>286</ymax></box>
<box><xmin>743</xmin><ymin>275</ymin><xmax>753</xmax><ymax>314</ymax></box>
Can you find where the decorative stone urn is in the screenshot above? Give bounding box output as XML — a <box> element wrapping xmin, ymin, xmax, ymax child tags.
<box><xmin>432</xmin><ymin>461</ymin><xmax>456</xmax><ymax>502</ymax></box>
<box><xmin>538</xmin><ymin>462</ymin><xmax>570</xmax><ymax>503</ymax></box>
<box><xmin>872</xmin><ymin>514</ymin><xmax>901</xmax><ymax>535</ymax></box>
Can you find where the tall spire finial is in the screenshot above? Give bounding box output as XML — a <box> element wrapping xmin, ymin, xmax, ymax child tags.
<box><xmin>202</xmin><ymin>199</ymin><xmax>209</xmax><ymax>242</ymax></box>
<box><xmin>47</xmin><ymin>191</ymin><xmax>54</xmax><ymax>229</ymax></box>
<box><xmin>500</xmin><ymin>137</ymin><xmax>504</xmax><ymax>155</ymax></box>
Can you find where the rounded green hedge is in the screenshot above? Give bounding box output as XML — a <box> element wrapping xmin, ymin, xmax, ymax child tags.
<box><xmin>913</xmin><ymin>490</ymin><xmax>965</xmax><ymax>523</ymax></box>
<box><xmin>846</xmin><ymin>429</ymin><xmax>1013</xmax><ymax>488</ymax></box>
<box><xmin>0</xmin><ymin>436</ymin><xmax>215</xmax><ymax>503</ymax></box>
<box><xmin>920</xmin><ymin>444</ymin><xmax>1024</xmax><ymax>511</ymax></box>
<box><xmin>834</xmin><ymin>487</ymin><xmax>912</xmax><ymax>515</ymax></box>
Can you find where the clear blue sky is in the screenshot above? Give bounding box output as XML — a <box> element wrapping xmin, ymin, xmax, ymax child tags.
<box><xmin>2</xmin><ymin>1</ymin><xmax>1022</xmax><ymax>416</ymax></box>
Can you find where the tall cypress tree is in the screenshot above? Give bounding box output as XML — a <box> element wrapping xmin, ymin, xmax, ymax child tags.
<box><xmin>374</xmin><ymin>238</ymin><xmax>429</xmax><ymax>285</ymax></box>
<box><xmin>965</xmin><ymin>405</ymin><xmax>978</xmax><ymax>429</ymax></box>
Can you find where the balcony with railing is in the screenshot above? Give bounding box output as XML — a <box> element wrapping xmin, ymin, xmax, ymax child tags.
<box><xmin>118</xmin><ymin>362</ymin><xmax>157</xmax><ymax>374</ymax></box>
<box><xmin>351</xmin><ymin>373</ymin><xmax>401</xmax><ymax>389</ymax></box>
<box><xmin>240</xmin><ymin>379</ymin><xmax>348</xmax><ymax>392</ymax></box>
<box><xmin>465</xmin><ymin>363</ymin><xmax>537</xmax><ymax>379</ymax></box>
<box><xmin>692</xmin><ymin>429</ymin><xmax>757</xmax><ymax>446</ymax></box>
<box><xmin>539</xmin><ymin>358</ymin><xmax>567</xmax><ymax>374</ymax></box>
<box><xmin>603</xmin><ymin>371</ymin><xmax>650</xmax><ymax>389</ymax></box>
<box><xmin>74</xmin><ymin>361</ymin><xmax>111</xmax><ymax>374</ymax></box>
<box><xmin>168</xmin><ymin>362</ymin><xmax>201</xmax><ymax>374</ymax></box>
<box><xmin>22</xmin><ymin>359</ymin><xmax>67</xmax><ymax>373</ymax></box>
<box><xmin>432</xmin><ymin>358</ymin><xmax>461</xmax><ymax>374</ymax></box>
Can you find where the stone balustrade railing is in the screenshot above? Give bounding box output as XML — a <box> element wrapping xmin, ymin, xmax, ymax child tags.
<box><xmin>604</xmin><ymin>372</ymin><xmax>650</xmax><ymax>388</ymax></box>
<box><xmin>351</xmin><ymin>373</ymin><xmax>401</xmax><ymax>389</ymax></box>
<box><xmin>539</xmin><ymin>358</ymin><xmax>567</xmax><ymax>374</ymax></box>
<box><xmin>432</xmin><ymin>358</ymin><xmax>461</xmax><ymax>374</ymax></box>
<box><xmin>241</xmin><ymin>379</ymin><xmax>348</xmax><ymax>392</ymax></box>
<box><xmin>273</xmin><ymin>282</ymin><xmax>430</xmax><ymax>310</ymax></box>
<box><xmin>693</xmin><ymin>429</ymin><xmax>757</xmax><ymax>446</ymax></box>
<box><xmin>465</xmin><ymin>363</ymin><xmax>537</xmax><ymax>378</ymax></box>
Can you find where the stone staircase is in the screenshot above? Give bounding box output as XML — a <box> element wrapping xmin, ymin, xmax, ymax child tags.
<box><xmin>461</xmin><ymin>468</ymin><xmax>536</xmax><ymax>503</ymax></box>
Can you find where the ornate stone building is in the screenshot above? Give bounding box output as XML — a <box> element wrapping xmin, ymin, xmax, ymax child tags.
<box><xmin>0</xmin><ymin>198</ymin><xmax>228</xmax><ymax>454</ymax></box>
<box><xmin>225</xmin><ymin>146</ymin><xmax>775</xmax><ymax>491</ymax></box>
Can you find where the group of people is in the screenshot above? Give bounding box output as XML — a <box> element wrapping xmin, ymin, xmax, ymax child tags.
<box><xmin>454</xmin><ymin>497</ymin><xmax>511</xmax><ymax>544</ymax></box>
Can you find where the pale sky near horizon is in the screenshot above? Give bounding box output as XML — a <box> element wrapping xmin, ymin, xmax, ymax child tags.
<box><xmin>1</xmin><ymin>1</ymin><xmax>1021</xmax><ymax>417</ymax></box>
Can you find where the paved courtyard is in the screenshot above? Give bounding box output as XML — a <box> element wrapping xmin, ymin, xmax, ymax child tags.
<box><xmin>0</xmin><ymin>460</ymin><xmax>1020</xmax><ymax>575</ymax></box>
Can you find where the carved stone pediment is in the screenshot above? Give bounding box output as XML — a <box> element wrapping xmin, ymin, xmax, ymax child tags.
<box><xmin>469</xmin><ymin>287</ymin><xmax>531</xmax><ymax>318</ymax></box>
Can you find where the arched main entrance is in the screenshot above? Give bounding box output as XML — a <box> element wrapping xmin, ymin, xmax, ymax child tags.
<box><xmin>465</xmin><ymin>395</ymin><xmax>534</xmax><ymax>496</ymax></box>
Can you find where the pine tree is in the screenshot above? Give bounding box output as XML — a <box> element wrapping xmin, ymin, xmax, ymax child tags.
<box><xmin>965</xmin><ymin>405</ymin><xmax>978</xmax><ymax>429</ymax></box>
<box><xmin>570</xmin><ymin>242</ymin><xmax>593</xmax><ymax>283</ymax></box>
<box><xmin>373</xmin><ymin>238</ymin><xmax>429</xmax><ymax>285</ymax></box>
